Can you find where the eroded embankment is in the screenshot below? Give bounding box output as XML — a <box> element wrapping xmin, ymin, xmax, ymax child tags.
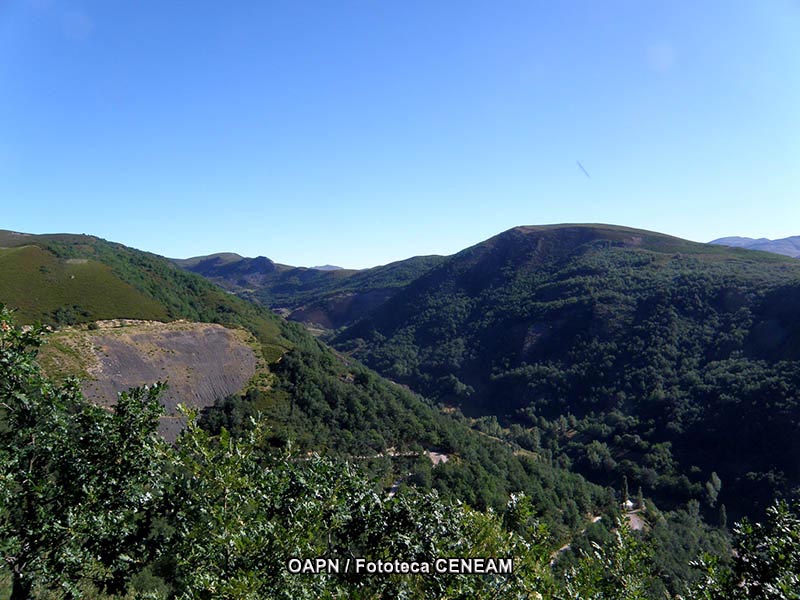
<box><xmin>41</xmin><ymin>320</ymin><xmax>260</xmax><ymax>441</ymax></box>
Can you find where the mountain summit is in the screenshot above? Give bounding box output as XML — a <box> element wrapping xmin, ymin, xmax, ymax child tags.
<box><xmin>329</xmin><ymin>224</ymin><xmax>800</xmax><ymax>517</ymax></box>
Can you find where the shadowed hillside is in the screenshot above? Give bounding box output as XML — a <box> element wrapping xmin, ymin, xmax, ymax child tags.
<box><xmin>174</xmin><ymin>251</ymin><xmax>446</xmax><ymax>329</ymax></box>
<box><xmin>332</xmin><ymin>224</ymin><xmax>800</xmax><ymax>519</ymax></box>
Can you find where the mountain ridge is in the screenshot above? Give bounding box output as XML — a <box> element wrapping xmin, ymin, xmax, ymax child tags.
<box><xmin>174</xmin><ymin>250</ymin><xmax>447</xmax><ymax>329</ymax></box>
<box><xmin>710</xmin><ymin>234</ymin><xmax>800</xmax><ymax>258</ymax></box>
<box><xmin>325</xmin><ymin>224</ymin><xmax>800</xmax><ymax>519</ymax></box>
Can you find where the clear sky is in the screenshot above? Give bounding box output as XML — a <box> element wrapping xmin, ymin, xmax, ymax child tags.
<box><xmin>1</xmin><ymin>1</ymin><xmax>798</xmax><ymax>268</ymax></box>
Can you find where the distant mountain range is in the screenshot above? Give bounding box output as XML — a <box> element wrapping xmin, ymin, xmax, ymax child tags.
<box><xmin>173</xmin><ymin>252</ymin><xmax>445</xmax><ymax>329</ymax></box>
<box><xmin>710</xmin><ymin>235</ymin><xmax>800</xmax><ymax>258</ymax></box>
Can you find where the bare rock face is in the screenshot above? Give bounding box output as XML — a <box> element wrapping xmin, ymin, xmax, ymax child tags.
<box><xmin>45</xmin><ymin>322</ymin><xmax>259</xmax><ymax>442</ymax></box>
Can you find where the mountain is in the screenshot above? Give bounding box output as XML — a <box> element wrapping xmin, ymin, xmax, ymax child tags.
<box><xmin>0</xmin><ymin>230</ymin><xmax>291</xmax><ymax>439</ymax></box>
<box><xmin>330</xmin><ymin>224</ymin><xmax>800</xmax><ymax>519</ymax></box>
<box><xmin>311</xmin><ymin>264</ymin><xmax>344</xmax><ymax>270</ymax></box>
<box><xmin>172</xmin><ymin>252</ymin><xmax>286</xmax><ymax>291</ymax></box>
<box><xmin>175</xmin><ymin>251</ymin><xmax>446</xmax><ymax>329</ymax></box>
<box><xmin>0</xmin><ymin>229</ymin><xmax>611</xmax><ymax>532</ymax></box>
<box><xmin>710</xmin><ymin>235</ymin><xmax>800</xmax><ymax>258</ymax></box>
<box><xmin>9</xmin><ymin>226</ymin><xmax>777</xmax><ymax>595</ymax></box>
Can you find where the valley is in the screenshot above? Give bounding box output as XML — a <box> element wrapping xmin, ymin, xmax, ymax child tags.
<box><xmin>2</xmin><ymin>224</ymin><xmax>799</xmax><ymax>597</ymax></box>
<box><xmin>176</xmin><ymin>224</ymin><xmax>800</xmax><ymax>521</ymax></box>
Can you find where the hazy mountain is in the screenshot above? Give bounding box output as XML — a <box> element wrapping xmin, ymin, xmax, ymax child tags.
<box><xmin>710</xmin><ymin>235</ymin><xmax>800</xmax><ymax>258</ymax></box>
<box><xmin>174</xmin><ymin>251</ymin><xmax>446</xmax><ymax>329</ymax></box>
<box><xmin>311</xmin><ymin>264</ymin><xmax>344</xmax><ymax>271</ymax></box>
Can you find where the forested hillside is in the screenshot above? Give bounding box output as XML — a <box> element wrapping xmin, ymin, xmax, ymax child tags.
<box><xmin>5</xmin><ymin>227</ymin><xmax>800</xmax><ymax>597</ymax></box>
<box><xmin>332</xmin><ymin>225</ymin><xmax>800</xmax><ymax>520</ymax></box>
<box><xmin>0</xmin><ymin>230</ymin><xmax>613</xmax><ymax>538</ymax></box>
<box><xmin>2</xmin><ymin>312</ymin><xmax>799</xmax><ymax>598</ymax></box>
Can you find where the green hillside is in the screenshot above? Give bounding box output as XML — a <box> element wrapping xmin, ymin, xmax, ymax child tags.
<box><xmin>0</xmin><ymin>230</ymin><xmax>615</xmax><ymax>538</ymax></box>
<box><xmin>0</xmin><ymin>230</ymin><xmax>287</xmax><ymax>356</ymax></box>
<box><xmin>0</xmin><ymin>245</ymin><xmax>168</xmax><ymax>324</ymax></box>
<box><xmin>7</xmin><ymin>227</ymin><xmax>794</xmax><ymax>597</ymax></box>
<box><xmin>9</xmin><ymin>308</ymin><xmax>787</xmax><ymax>599</ymax></box>
<box><xmin>333</xmin><ymin>224</ymin><xmax>800</xmax><ymax>519</ymax></box>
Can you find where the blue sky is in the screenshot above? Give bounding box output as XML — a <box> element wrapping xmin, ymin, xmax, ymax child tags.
<box><xmin>1</xmin><ymin>1</ymin><xmax>798</xmax><ymax>268</ymax></box>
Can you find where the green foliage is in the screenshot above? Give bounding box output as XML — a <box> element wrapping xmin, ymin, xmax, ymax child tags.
<box><xmin>201</xmin><ymin>342</ymin><xmax>616</xmax><ymax>536</ymax></box>
<box><xmin>4</xmin><ymin>307</ymin><xmax>800</xmax><ymax>598</ymax></box>
<box><xmin>729</xmin><ymin>500</ymin><xmax>800</xmax><ymax>598</ymax></box>
<box><xmin>0</xmin><ymin>307</ymin><xmax>168</xmax><ymax>598</ymax></box>
<box><xmin>561</xmin><ymin>521</ymin><xmax>654</xmax><ymax>600</ymax></box>
<box><xmin>690</xmin><ymin>499</ymin><xmax>800</xmax><ymax>599</ymax></box>
<box><xmin>646</xmin><ymin>502</ymin><xmax>731</xmax><ymax>594</ymax></box>
<box><xmin>168</xmin><ymin>417</ymin><xmax>549</xmax><ymax>599</ymax></box>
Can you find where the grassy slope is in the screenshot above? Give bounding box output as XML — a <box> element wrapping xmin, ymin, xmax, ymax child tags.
<box><xmin>0</xmin><ymin>246</ymin><xmax>168</xmax><ymax>323</ymax></box>
<box><xmin>0</xmin><ymin>231</ymin><xmax>289</xmax><ymax>359</ymax></box>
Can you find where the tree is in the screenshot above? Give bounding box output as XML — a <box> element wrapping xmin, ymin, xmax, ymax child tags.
<box><xmin>690</xmin><ymin>499</ymin><xmax>800</xmax><ymax>600</ymax></box>
<box><xmin>705</xmin><ymin>472</ymin><xmax>722</xmax><ymax>507</ymax></box>
<box><xmin>169</xmin><ymin>414</ymin><xmax>549</xmax><ymax>599</ymax></box>
<box><xmin>731</xmin><ymin>500</ymin><xmax>800</xmax><ymax>599</ymax></box>
<box><xmin>561</xmin><ymin>518</ymin><xmax>654</xmax><ymax>600</ymax></box>
<box><xmin>0</xmin><ymin>307</ymin><xmax>167</xmax><ymax>598</ymax></box>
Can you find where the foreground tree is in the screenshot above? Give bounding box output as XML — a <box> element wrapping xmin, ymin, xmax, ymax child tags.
<box><xmin>560</xmin><ymin>520</ymin><xmax>654</xmax><ymax>600</ymax></box>
<box><xmin>0</xmin><ymin>307</ymin><xmax>167</xmax><ymax>598</ymax></box>
<box><xmin>690</xmin><ymin>499</ymin><xmax>800</xmax><ymax>600</ymax></box>
<box><xmin>169</xmin><ymin>415</ymin><xmax>551</xmax><ymax>599</ymax></box>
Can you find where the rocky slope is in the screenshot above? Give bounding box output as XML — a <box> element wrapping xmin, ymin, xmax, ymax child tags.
<box><xmin>40</xmin><ymin>321</ymin><xmax>260</xmax><ymax>441</ymax></box>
